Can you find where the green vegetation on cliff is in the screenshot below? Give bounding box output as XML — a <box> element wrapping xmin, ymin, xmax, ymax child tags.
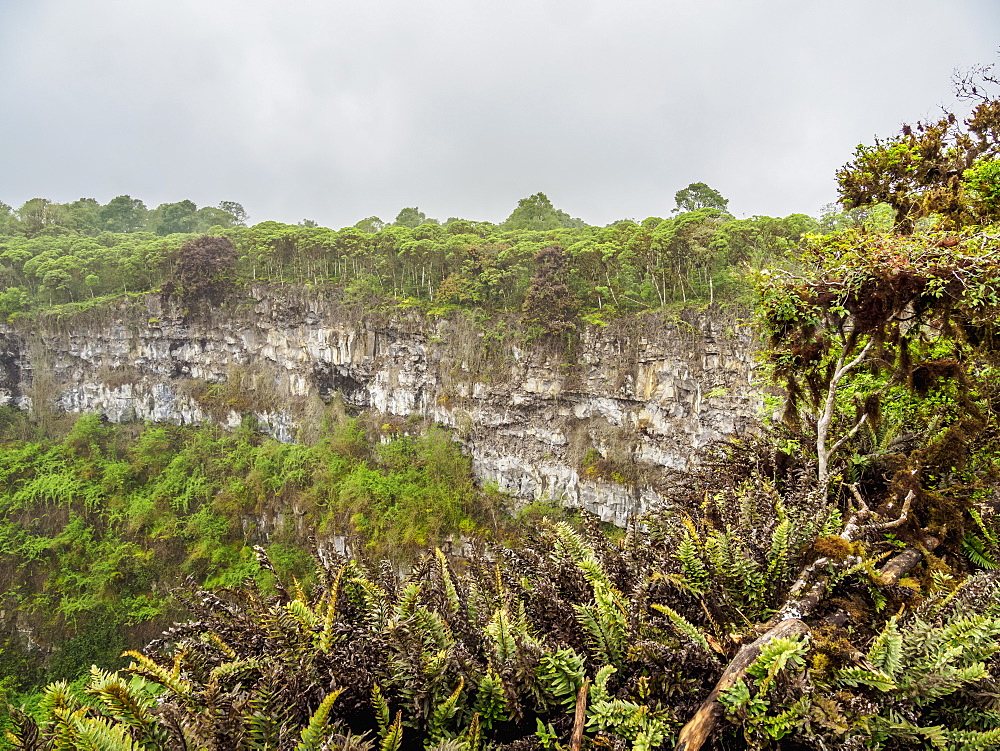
<box><xmin>3</xmin><ymin>66</ymin><xmax>1000</xmax><ymax>751</ymax></box>
<box><xmin>0</xmin><ymin>411</ymin><xmax>503</xmax><ymax>705</ymax></box>
<box><xmin>0</xmin><ymin>187</ymin><xmax>819</xmax><ymax>329</ymax></box>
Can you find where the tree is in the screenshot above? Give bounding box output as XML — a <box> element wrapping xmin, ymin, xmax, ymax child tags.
<box><xmin>195</xmin><ymin>205</ymin><xmax>238</xmax><ymax>231</ymax></box>
<box><xmin>522</xmin><ymin>244</ymin><xmax>579</xmax><ymax>337</ymax></box>
<box><xmin>218</xmin><ymin>200</ymin><xmax>248</xmax><ymax>226</ymax></box>
<box><xmin>673</xmin><ymin>182</ymin><xmax>730</xmax><ymax>214</ymax></box>
<box><xmin>100</xmin><ymin>195</ymin><xmax>147</xmax><ymax>233</ymax></box>
<box><xmin>172</xmin><ymin>235</ymin><xmax>238</xmax><ymax>300</ymax></box>
<box><xmin>393</xmin><ymin>207</ymin><xmax>426</xmax><ymax>228</ymax></box>
<box><xmin>155</xmin><ymin>200</ymin><xmax>199</xmax><ymax>235</ymax></box>
<box><xmin>354</xmin><ymin>216</ymin><xmax>385</xmax><ymax>233</ymax></box>
<box><xmin>503</xmin><ymin>192</ymin><xmax>585</xmax><ymax>230</ymax></box>
<box><xmin>16</xmin><ymin>198</ymin><xmax>62</xmax><ymax>238</ymax></box>
<box><xmin>837</xmin><ymin>64</ymin><xmax>1000</xmax><ymax>233</ymax></box>
<box><xmin>755</xmin><ymin>228</ymin><xmax>1000</xmax><ymax>487</ymax></box>
<box><xmin>0</xmin><ymin>201</ymin><xmax>13</xmax><ymax>235</ymax></box>
<box><xmin>64</xmin><ymin>198</ymin><xmax>101</xmax><ymax>235</ymax></box>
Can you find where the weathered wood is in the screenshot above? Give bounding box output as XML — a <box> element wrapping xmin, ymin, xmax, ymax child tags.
<box><xmin>570</xmin><ymin>678</ymin><xmax>590</xmax><ymax>751</ymax></box>
<box><xmin>880</xmin><ymin>535</ymin><xmax>939</xmax><ymax>584</ymax></box>
<box><xmin>674</xmin><ymin>619</ymin><xmax>809</xmax><ymax>751</ymax></box>
<box><xmin>675</xmin><ymin>492</ymin><xmax>937</xmax><ymax>751</ymax></box>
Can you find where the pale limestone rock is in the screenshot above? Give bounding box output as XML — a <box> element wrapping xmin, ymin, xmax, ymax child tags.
<box><xmin>0</xmin><ymin>287</ymin><xmax>760</xmax><ymax>526</ymax></box>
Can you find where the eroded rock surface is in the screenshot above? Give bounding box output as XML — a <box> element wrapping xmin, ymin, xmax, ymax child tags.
<box><xmin>0</xmin><ymin>286</ymin><xmax>760</xmax><ymax>525</ymax></box>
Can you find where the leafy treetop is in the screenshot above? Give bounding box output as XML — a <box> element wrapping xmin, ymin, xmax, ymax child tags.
<box><xmin>674</xmin><ymin>182</ymin><xmax>730</xmax><ymax>214</ymax></box>
<box><xmin>837</xmin><ymin>64</ymin><xmax>1000</xmax><ymax>233</ymax></box>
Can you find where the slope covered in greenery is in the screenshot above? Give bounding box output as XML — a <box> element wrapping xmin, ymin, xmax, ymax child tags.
<box><xmin>0</xmin><ymin>411</ymin><xmax>505</xmax><ymax>707</ymax></box>
<box><xmin>4</xmin><ymin>69</ymin><xmax>1000</xmax><ymax>751</ymax></box>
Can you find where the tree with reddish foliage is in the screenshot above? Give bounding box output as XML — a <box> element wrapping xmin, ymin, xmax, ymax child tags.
<box><xmin>522</xmin><ymin>244</ymin><xmax>579</xmax><ymax>338</ymax></box>
<box><xmin>173</xmin><ymin>235</ymin><xmax>238</xmax><ymax>301</ymax></box>
<box><xmin>837</xmin><ymin>64</ymin><xmax>1000</xmax><ymax>233</ymax></box>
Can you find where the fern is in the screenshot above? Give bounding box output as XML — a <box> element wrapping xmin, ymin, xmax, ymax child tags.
<box><xmin>59</xmin><ymin>713</ymin><xmax>142</xmax><ymax>750</ymax></box>
<box><xmin>835</xmin><ymin>667</ymin><xmax>897</xmax><ymax>691</ymax></box>
<box><xmin>764</xmin><ymin>508</ymin><xmax>791</xmax><ymax>594</ymax></box>
<box><xmin>819</xmin><ymin>507</ymin><xmax>844</xmax><ymax>537</ymax></box>
<box><xmin>486</xmin><ymin>608</ymin><xmax>518</xmax><ymax>666</ymax></box>
<box><xmin>429</xmin><ymin>678</ymin><xmax>465</xmax><ymax>742</ymax></box>
<box><xmin>867</xmin><ymin>615</ymin><xmax>903</xmax><ymax>677</ymax></box>
<box><xmin>295</xmin><ymin>689</ymin><xmax>343</xmax><ymax>751</ymax></box>
<box><xmin>373</xmin><ymin>682</ymin><xmax>390</xmax><ymax>738</ymax></box>
<box><xmin>675</xmin><ymin>533</ymin><xmax>710</xmax><ymax>594</ymax></box>
<box><xmin>746</xmin><ymin>635</ymin><xmax>809</xmax><ymax>692</ymax></box>
<box><xmin>962</xmin><ymin>528</ymin><xmax>1000</xmax><ymax>571</ymax></box>
<box><xmin>536</xmin><ymin>648</ymin><xmax>586</xmax><ymax>710</ymax></box>
<box><xmin>472</xmin><ymin>670</ymin><xmax>507</xmax><ymax>729</ymax></box>
<box><xmin>380</xmin><ymin>710</ymin><xmax>403</xmax><ymax>751</ymax></box>
<box><xmin>574</xmin><ymin>582</ymin><xmax>628</xmax><ymax>668</ymax></box>
<box><xmin>463</xmin><ymin>712</ymin><xmax>481</xmax><ymax>751</ymax></box>
<box><xmin>651</xmin><ymin>603</ymin><xmax>716</xmax><ymax>658</ymax></box>
<box><xmin>393</xmin><ymin>581</ymin><xmax>423</xmax><ymax>622</ymax></box>
<box><xmin>436</xmin><ymin>548</ymin><xmax>461</xmax><ymax>615</ymax></box>
<box><xmin>585</xmin><ymin>696</ymin><xmax>673</xmax><ymax>750</ymax></box>
<box><xmin>85</xmin><ymin>667</ymin><xmax>171</xmax><ymax>749</ymax></box>
<box><xmin>121</xmin><ymin>651</ymin><xmax>192</xmax><ymax>697</ymax></box>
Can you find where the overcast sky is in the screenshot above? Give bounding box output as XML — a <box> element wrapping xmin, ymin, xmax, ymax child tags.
<box><xmin>1</xmin><ymin>1</ymin><xmax>998</xmax><ymax>228</ymax></box>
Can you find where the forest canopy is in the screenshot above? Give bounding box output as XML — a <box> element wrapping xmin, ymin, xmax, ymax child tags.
<box><xmin>0</xmin><ymin>187</ymin><xmax>822</xmax><ymax>325</ymax></box>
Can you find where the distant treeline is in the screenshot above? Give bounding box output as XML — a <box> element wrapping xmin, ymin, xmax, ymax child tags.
<box><xmin>0</xmin><ymin>188</ymin><xmax>864</xmax><ymax>322</ymax></box>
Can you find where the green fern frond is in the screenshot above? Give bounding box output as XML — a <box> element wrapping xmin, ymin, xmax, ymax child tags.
<box><xmin>39</xmin><ymin>680</ymin><xmax>81</xmax><ymax>716</ymax></box>
<box><xmin>429</xmin><ymin>678</ymin><xmax>465</xmax><ymax>741</ymax></box>
<box><xmin>651</xmin><ymin>603</ymin><xmax>715</xmax><ymax>657</ymax></box>
<box><xmin>436</xmin><ymin>548</ymin><xmax>461</xmax><ymax>615</ymax></box>
<box><xmin>473</xmin><ymin>670</ymin><xmax>508</xmax><ymax>729</ymax></box>
<box><xmin>675</xmin><ymin>534</ymin><xmax>710</xmax><ymax>594</ymax></box>
<box><xmin>486</xmin><ymin>608</ymin><xmax>518</xmax><ymax>665</ymax></box>
<box><xmin>765</xmin><ymin>515</ymin><xmax>792</xmax><ymax>593</ymax></box>
<box><xmin>85</xmin><ymin>667</ymin><xmax>161</xmax><ymax>737</ymax></box>
<box><xmin>963</xmin><ymin>531</ymin><xmax>999</xmax><ymax>570</ymax></box>
<box><xmin>295</xmin><ymin>689</ymin><xmax>344</xmax><ymax>751</ymax></box>
<box><xmin>372</xmin><ymin>682</ymin><xmax>391</xmax><ymax>738</ymax></box>
<box><xmin>820</xmin><ymin>507</ymin><xmax>844</xmax><ymax>537</ymax></box>
<box><xmin>351</xmin><ymin>576</ymin><xmax>390</xmax><ymax>631</ymax></box>
<box><xmin>286</xmin><ymin>598</ymin><xmax>318</xmax><ymax>629</ymax></box>
<box><xmin>380</xmin><ymin>710</ymin><xmax>402</xmax><ymax>751</ymax></box>
<box><xmin>209</xmin><ymin>658</ymin><xmax>264</xmax><ymax>681</ymax></box>
<box><xmin>944</xmin><ymin>726</ymin><xmax>1000</xmax><ymax>748</ymax></box>
<box><xmin>317</xmin><ymin>565</ymin><xmax>346</xmax><ymax>653</ymax></box>
<box><xmin>63</xmin><ymin>713</ymin><xmax>141</xmax><ymax>750</ymax></box>
<box><xmin>550</xmin><ymin>522</ymin><xmax>610</xmax><ymax>588</ymax></box>
<box><xmin>393</xmin><ymin>582</ymin><xmax>422</xmax><ymax>622</ymax></box>
<box><xmin>836</xmin><ymin>667</ymin><xmax>897</xmax><ymax>691</ymax></box>
<box><xmin>536</xmin><ymin>648</ymin><xmax>586</xmax><ymax>710</ymax></box>
<box><xmin>746</xmin><ymin>635</ymin><xmax>809</xmax><ymax>692</ymax></box>
<box><xmin>121</xmin><ymin>651</ymin><xmax>192</xmax><ymax>697</ymax></box>
<box><xmin>588</xmin><ymin>665</ymin><xmax>617</xmax><ymax>705</ymax></box>
<box><xmin>574</xmin><ymin>582</ymin><xmax>628</xmax><ymax>668</ymax></box>
<box><xmin>867</xmin><ymin>616</ymin><xmax>903</xmax><ymax>677</ymax></box>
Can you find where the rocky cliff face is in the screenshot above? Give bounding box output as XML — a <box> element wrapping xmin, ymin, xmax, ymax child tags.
<box><xmin>0</xmin><ymin>286</ymin><xmax>760</xmax><ymax>525</ymax></box>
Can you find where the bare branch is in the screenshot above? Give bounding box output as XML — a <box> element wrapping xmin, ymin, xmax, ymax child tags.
<box><xmin>829</xmin><ymin>413</ymin><xmax>869</xmax><ymax>459</ymax></box>
<box><xmin>868</xmin><ymin>490</ymin><xmax>916</xmax><ymax>531</ymax></box>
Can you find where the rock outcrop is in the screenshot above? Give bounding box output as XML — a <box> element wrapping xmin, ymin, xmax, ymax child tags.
<box><xmin>0</xmin><ymin>286</ymin><xmax>760</xmax><ymax>525</ymax></box>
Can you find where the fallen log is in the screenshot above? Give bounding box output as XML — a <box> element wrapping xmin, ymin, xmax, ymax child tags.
<box><xmin>674</xmin><ymin>619</ymin><xmax>809</xmax><ymax>751</ymax></box>
<box><xmin>880</xmin><ymin>536</ymin><xmax>939</xmax><ymax>584</ymax></box>
<box><xmin>674</xmin><ymin>490</ymin><xmax>931</xmax><ymax>751</ymax></box>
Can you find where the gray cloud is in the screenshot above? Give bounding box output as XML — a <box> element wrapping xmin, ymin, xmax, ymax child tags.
<box><xmin>1</xmin><ymin>0</ymin><xmax>998</xmax><ymax>226</ymax></box>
